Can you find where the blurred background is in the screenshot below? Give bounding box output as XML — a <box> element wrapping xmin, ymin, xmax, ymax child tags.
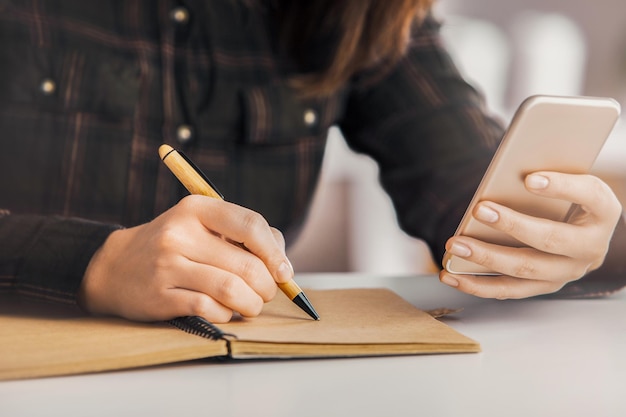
<box><xmin>287</xmin><ymin>0</ymin><xmax>626</xmax><ymax>275</ymax></box>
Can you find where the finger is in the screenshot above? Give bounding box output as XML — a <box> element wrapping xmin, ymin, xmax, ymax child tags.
<box><xmin>270</xmin><ymin>227</ymin><xmax>294</xmax><ymax>272</ymax></box>
<box><xmin>173</xmin><ymin>260</ymin><xmax>265</xmax><ymax>317</ymax></box>
<box><xmin>445</xmin><ymin>236</ymin><xmax>590</xmax><ymax>282</ymax></box>
<box><xmin>113</xmin><ymin>286</ymin><xmax>234</xmax><ymax>323</ymax></box>
<box><xmin>212</xmin><ymin>244</ymin><xmax>278</xmax><ymax>302</ymax></box>
<box><xmin>471</xmin><ymin>201</ymin><xmax>607</xmax><ymax>260</ymax></box>
<box><xmin>159</xmin><ymin>289</ymin><xmax>234</xmax><ymax>323</ymax></box>
<box><xmin>184</xmin><ymin>196</ymin><xmax>294</xmax><ymax>283</ymax></box>
<box><xmin>439</xmin><ymin>270</ymin><xmax>565</xmax><ymax>300</ymax></box>
<box><xmin>525</xmin><ymin>172</ymin><xmax>622</xmax><ymax>222</ymax></box>
<box><xmin>172</xmin><ymin>228</ymin><xmax>277</xmax><ymax>301</ymax></box>
<box><xmin>271</xmin><ymin>227</ymin><xmax>286</xmax><ymax>251</ymax></box>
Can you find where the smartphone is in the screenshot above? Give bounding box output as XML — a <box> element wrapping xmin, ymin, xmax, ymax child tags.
<box><xmin>443</xmin><ymin>95</ymin><xmax>621</xmax><ymax>275</ymax></box>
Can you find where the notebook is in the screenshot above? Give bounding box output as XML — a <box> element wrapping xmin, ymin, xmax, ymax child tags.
<box><xmin>0</xmin><ymin>288</ymin><xmax>480</xmax><ymax>381</ymax></box>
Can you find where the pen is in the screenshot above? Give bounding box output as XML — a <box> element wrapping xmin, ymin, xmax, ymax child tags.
<box><xmin>158</xmin><ymin>144</ymin><xmax>320</xmax><ymax>320</ymax></box>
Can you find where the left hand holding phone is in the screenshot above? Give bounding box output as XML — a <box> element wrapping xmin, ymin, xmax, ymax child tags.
<box><xmin>439</xmin><ymin>171</ymin><xmax>622</xmax><ymax>299</ymax></box>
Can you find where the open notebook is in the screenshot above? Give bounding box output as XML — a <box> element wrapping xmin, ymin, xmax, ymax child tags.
<box><xmin>0</xmin><ymin>288</ymin><xmax>479</xmax><ymax>380</ymax></box>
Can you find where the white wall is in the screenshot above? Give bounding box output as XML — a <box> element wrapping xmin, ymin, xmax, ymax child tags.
<box><xmin>440</xmin><ymin>0</ymin><xmax>626</xmax><ymax>106</ymax></box>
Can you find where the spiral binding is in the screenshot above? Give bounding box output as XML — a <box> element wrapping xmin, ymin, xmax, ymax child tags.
<box><xmin>167</xmin><ymin>316</ymin><xmax>235</xmax><ymax>341</ymax></box>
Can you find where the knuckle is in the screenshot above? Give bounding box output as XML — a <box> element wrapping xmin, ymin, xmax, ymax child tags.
<box><xmin>550</xmin><ymin>281</ymin><xmax>566</xmax><ymax>294</ymax></box>
<box><xmin>215</xmin><ymin>276</ymin><xmax>241</xmax><ymax>305</ymax></box>
<box><xmin>244</xmin><ymin>298</ymin><xmax>264</xmax><ymax>317</ymax></box>
<box><xmin>237</xmin><ymin>256</ymin><xmax>265</xmax><ymax>280</ymax></box>
<box><xmin>242</xmin><ymin>211</ymin><xmax>270</xmax><ymax>235</ymax></box>
<box><xmin>590</xmin><ymin>184</ymin><xmax>608</xmax><ymax>205</ymax></box>
<box><xmin>211</xmin><ymin>311</ymin><xmax>234</xmax><ymax>324</ymax></box>
<box><xmin>590</xmin><ymin>178</ymin><xmax>621</xmax><ymax>213</ymax></box>
<box><xmin>606</xmin><ymin>194</ymin><xmax>623</xmax><ymax>219</ymax></box>
<box><xmin>237</xmin><ymin>258</ymin><xmax>276</xmax><ymax>301</ymax></box>
<box><xmin>512</xmin><ymin>257</ymin><xmax>536</xmax><ymax>278</ymax></box>
<box><xmin>541</xmin><ymin>229</ymin><xmax>564</xmax><ymax>252</ymax></box>
<box><xmin>471</xmin><ymin>249</ymin><xmax>494</xmax><ymax>269</ymax></box>
<box><xmin>494</xmin><ymin>285</ymin><xmax>511</xmax><ymax>300</ymax></box>
<box><xmin>571</xmin><ymin>262</ymin><xmax>593</xmax><ymax>280</ymax></box>
<box><xmin>613</xmin><ymin>196</ymin><xmax>623</xmax><ymax>215</ymax></box>
<box><xmin>580</xmin><ymin>232</ymin><xmax>609</xmax><ymax>263</ymax></box>
<box><xmin>588</xmin><ymin>244</ymin><xmax>608</xmax><ymax>263</ymax></box>
<box><xmin>188</xmin><ymin>296</ymin><xmax>210</xmax><ymax>317</ymax></box>
<box><xmin>177</xmin><ymin>194</ymin><xmax>202</xmax><ymax>211</ymax></box>
<box><xmin>271</xmin><ymin>227</ymin><xmax>286</xmax><ymax>249</ymax></box>
<box><xmin>188</xmin><ymin>297</ymin><xmax>233</xmax><ymax>323</ymax></box>
<box><xmin>155</xmin><ymin>226</ymin><xmax>182</xmax><ymax>251</ymax></box>
<box><xmin>590</xmin><ymin>175</ymin><xmax>609</xmax><ymax>192</ymax></box>
<box><xmin>497</xmin><ymin>216</ymin><xmax>519</xmax><ymax>235</ymax></box>
<box><xmin>457</xmin><ymin>280</ymin><xmax>483</xmax><ymax>298</ymax></box>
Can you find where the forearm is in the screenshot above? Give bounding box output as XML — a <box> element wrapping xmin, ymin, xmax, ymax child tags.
<box><xmin>339</xmin><ymin>16</ymin><xmax>503</xmax><ymax>263</ymax></box>
<box><xmin>0</xmin><ymin>212</ymin><xmax>122</xmax><ymax>305</ymax></box>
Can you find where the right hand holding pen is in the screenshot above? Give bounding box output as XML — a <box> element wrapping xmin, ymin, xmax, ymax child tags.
<box><xmin>78</xmin><ymin>195</ymin><xmax>293</xmax><ymax>323</ymax></box>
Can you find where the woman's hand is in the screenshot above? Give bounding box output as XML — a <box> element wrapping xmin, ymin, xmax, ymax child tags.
<box><xmin>79</xmin><ymin>195</ymin><xmax>292</xmax><ymax>323</ymax></box>
<box><xmin>440</xmin><ymin>172</ymin><xmax>623</xmax><ymax>299</ymax></box>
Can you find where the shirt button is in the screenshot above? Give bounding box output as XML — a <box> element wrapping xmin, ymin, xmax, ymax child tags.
<box><xmin>303</xmin><ymin>109</ymin><xmax>317</xmax><ymax>127</ymax></box>
<box><xmin>176</xmin><ymin>124</ymin><xmax>193</xmax><ymax>143</ymax></box>
<box><xmin>40</xmin><ymin>79</ymin><xmax>56</xmax><ymax>95</ymax></box>
<box><xmin>170</xmin><ymin>7</ymin><xmax>189</xmax><ymax>24</ymax></box>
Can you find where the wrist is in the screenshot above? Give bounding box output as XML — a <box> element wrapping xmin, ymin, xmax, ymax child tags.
<box><xmin>78</xmin><ymin>228</ymin><xmax>125</xmax><ymax>315</ymax></box>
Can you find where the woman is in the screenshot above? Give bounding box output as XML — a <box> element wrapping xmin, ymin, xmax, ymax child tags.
<box><xmin>0</xmin><ymin>0</ymin><xmax>624</xmax><ymax>323</ymax></box>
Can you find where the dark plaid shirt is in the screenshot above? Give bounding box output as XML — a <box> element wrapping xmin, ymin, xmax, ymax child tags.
<box><xmin>1</xmin><ymin>0</ymin><xmax>624</xmax><ymax>305</ymax></box>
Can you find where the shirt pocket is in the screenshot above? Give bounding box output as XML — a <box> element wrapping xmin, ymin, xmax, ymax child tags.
<box><xmin>0</xmin><ymin>42</ymin><xmax>140</xmax><ymax>121</ymax></box>
<box><xmin>240</xmin><ymin>83</ymin><xmax>344</xmax><ymax>145</ymax></box>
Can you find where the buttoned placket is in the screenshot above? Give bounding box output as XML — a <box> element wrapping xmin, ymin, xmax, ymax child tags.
<box><xmin>165</xmin><ymin>4</ymin><xmax>194</xmax><ymax>146</ymax></box>
<box><xmin>152</xmin><ymin>3</ymin><xmax>197</xmax><ymax>217</ymax></box>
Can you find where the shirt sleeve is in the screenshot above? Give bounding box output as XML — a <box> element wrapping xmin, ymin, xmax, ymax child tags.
<box><xmin>0</xmin><ymin>211</ymin><xmax>122</xmax><ymax>305</ymax></box>
<box><xmin>551</xmin><ymin>217</ymin><xmax>626</xmax><ymax>298</ymax></box>
<box><xmin>338</xmin><ymin>15</ymin><xmax>626</xmax><ymax>296</ymax></box>
<box><xmin>338</xmin><ymin>15</ymin><xmax>504</xmax><ymax>262</ymax></box>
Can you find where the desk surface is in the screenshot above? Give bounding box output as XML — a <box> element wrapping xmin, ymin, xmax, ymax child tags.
<box><xmin>3</xmin><ymin>273</ymin><xmax>626</xmax><ymax>417</ymax></box>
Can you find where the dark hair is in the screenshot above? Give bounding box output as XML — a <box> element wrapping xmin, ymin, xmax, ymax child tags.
<box><xmin>270</xmin><ymin>0</ymin><xmax>434</xmax><ymax>97</ymax></box>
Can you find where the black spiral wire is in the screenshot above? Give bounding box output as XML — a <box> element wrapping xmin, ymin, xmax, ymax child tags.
<box><xmin>167</xmin><ymin>316</ymin><xmax>236</xmax><ymax>341</ymax></box>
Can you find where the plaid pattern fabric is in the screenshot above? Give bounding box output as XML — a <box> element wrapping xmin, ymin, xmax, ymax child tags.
<box><xmin>0</xmin><ymin>0</ymin><xmax>623</xmax><ymax>304</ymax></box>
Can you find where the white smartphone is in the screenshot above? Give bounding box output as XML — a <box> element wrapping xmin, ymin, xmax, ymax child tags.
<box><xmin>443</xmin><ymin>95</ymin><xmax>621</xmax><ymax>275</ymax></box>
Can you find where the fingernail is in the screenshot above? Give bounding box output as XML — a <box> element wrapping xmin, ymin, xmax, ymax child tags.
<box><xmin>475</xmin><ymin>205</ymin><xmax>499</xmax><ymax>223</ymax></box>
<box><xmin>526</xmin><ymin>174</ymin><xmax>549</xmax><ymax>190</ymax></box>
<box><xmin>449</xmin><ymin>242</ymin><xmax>472</xmax><ymax>258</ymax></box>
<box><xmin>441</xmin><ymin>275</ymin><xmax>459</xmax><ymax>287</ymax></box>
<box><xmin>277</xmin><ymin>261</ymin><xmax>294</xmax><ymax>283</ymax></box>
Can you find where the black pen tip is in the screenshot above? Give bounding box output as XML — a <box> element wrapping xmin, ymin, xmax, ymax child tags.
<box><xmin>292</xmin><ymin>293</ymin><xmax>320</xmax><ymax>320</ymax></box>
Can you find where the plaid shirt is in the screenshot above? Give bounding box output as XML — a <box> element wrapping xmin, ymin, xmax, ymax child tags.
<box><xmin>1</xmin><ymin>0</ymin><xmax>624</xmax><ymax>305</ymax></box>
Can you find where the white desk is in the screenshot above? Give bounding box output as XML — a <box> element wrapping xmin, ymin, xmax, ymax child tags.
<box><xmin>2</xmin><ymin>273</ymin><xmax>626</xmax><ymax>417</ymax></box>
